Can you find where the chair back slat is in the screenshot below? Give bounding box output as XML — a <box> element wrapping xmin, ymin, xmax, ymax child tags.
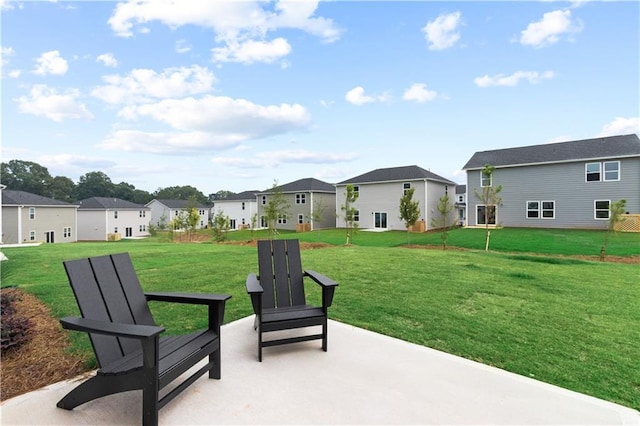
<box><xmin>63</xmin><ymin>253</ymin><xmax>155</xmax><ymax>367</ymax></box>
<box><xmin>257</xmin><ymin>239</ymin><xmax>306</xmax><ymax>310</ymax></box>
<box><xmin>285</xmin><ymin>240</ymin><xmax>306</xmax><ymax>306</ymax></box>
<box><xmin>257</xmin><ymin>240</ymin><xmax>276</xmax><ymax>309</ymax></box>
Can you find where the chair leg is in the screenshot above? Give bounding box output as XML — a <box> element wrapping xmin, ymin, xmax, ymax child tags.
<box><xmin>258</xmin><ymin>329</ymin><xmax>263</xmax><ymax>362</ymax></box>
<box><xmin>142</xmin><ymin>382</ymin><xmax>159</xmax><ymax>426</ymax></box>
<box><xmin>322</xmin><ymin>318</ymin><xmax>328</xmax><ymax>352</ymax></box>
<box><xmin>209</xmin><ymin>349</ymin><xmax>221</xmax><ymax>379</ymax></box>
<box><xmin>57</xmin><ymin>375</ymin><xmax>139</xmax><ymax>410</ymax></box>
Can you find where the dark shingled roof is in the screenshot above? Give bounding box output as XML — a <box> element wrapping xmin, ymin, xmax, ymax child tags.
<box><xmin>463</xmin><ymin>134</ymin><xmax>640</xmax><ymax>170</ymax></box>
<box><xmin>337</xmin><ymin>165</ymin><xmax>455</xmax><ymax>185</ymax></box>
<box><xmin>148</xmin><ymin>199</ymin><xmax>210</xmax><ymax>209</ymax></box>
<box><xmin>259</xmin><ymin>178</ymin><xmax>335</xmax><ymax>194</ymax></box>
<box><xmin>216</xmin><ymin>190</ymin><xmax>260</xmax><ymax>202</ymax></box>
<box><xmin>1</xmin><ymin>190</ymin><xmax>78</xmax><ymax>207</ymax></box>
<box><xmin>78</xmin><ymin>197</ymin><xmax>146</xmax><ymax>210</ymax></box>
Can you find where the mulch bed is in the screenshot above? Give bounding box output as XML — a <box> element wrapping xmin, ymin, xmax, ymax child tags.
<box><xmin>0</xmin><ymin>288</ymin><xmax>89</xmax><ymax>401</ymax></box>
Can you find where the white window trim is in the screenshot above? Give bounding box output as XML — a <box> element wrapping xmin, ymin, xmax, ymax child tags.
<box><xmin>603</xmin><ymin>161</ymin><xmax>620</xmax><ymax>182</ymax></box>
<box><xmin>29</xmin><ymin>207</ymin><xmax>36</xmax><ymax>220</ymax></box>
<box><xmin>585</xmin><ymin>162</ymin><xmax>601</xmax><ymax>182</ymax></box>
<box><xmin>295</xmin><ymin>193</ymin><xmax>306</xmax><ymax>204</ymax></box>
<box><xmin>481</xmin><ymin>172</ymin><xmax>492</xmax><ymax>187</ymax></box>
<box><xmin>594</xmin><ymin>200</ymin><xmax>610</xmax><ymax>220</ymax></box>
<box><xmin>526</xmin><ymin>201</ymin><xmax>540</xmax><ymax>219</ymax></box>
<box><xmin>526</xmin><ymin>200</ymin><xmax>555</xmax><ymax>219</ymax></box>
<box><xmin>476</xmin><ymin>204</ymin><xmax>497</xmax><ymax>225</ymax></box>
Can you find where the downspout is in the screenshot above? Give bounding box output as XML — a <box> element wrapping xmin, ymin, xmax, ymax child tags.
<box><xmin>309</xmin><ymin>191</ymin><xmax>314</xmax><ymax>231</ymax></box>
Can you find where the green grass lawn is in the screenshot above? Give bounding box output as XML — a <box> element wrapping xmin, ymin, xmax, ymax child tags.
<box><xmin>1</xmin><ymin>228</ymin><xmax>639</xmax><ymax>410</ymax></box>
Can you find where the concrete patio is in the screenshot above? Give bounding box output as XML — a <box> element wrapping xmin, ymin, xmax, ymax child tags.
<box><xmin>1</xmin><ymin>316</ymin><xmax>638</xmax><ymax>425</ymax></box>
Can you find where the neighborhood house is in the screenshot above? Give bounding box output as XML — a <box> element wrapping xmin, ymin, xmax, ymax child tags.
<box><xmin>77</xmin><ymin>197</ymin><xmax>151</xmax><ymax>241</ymax></box>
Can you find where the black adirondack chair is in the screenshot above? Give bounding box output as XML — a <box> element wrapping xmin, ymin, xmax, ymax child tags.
<box><xmin>246</xmin><ymin>239</ymin><xmax>338</xmax><ymax>361</ymax></box>
<box><xmin>57</xmin><ymin>252</ymin><xmax>231</xmax><ymax>426</ymax></box>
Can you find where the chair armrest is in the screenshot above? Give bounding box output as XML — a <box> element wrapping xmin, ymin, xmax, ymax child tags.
<box><xmin>145</xmin><ymin>292</ymin><xmax>231</xmax><ymax>306</ymax></box>
<box><xmin>305</xmin><ymin>270</ymin><xmax>338</xmax><ymax>288</ymax></box>
<box><xmin>60</xmin><ymin>317</ymin><xmax>165</xmax><ymax>339</ymax></box>
<box><xmin>246</xmin><ymin>273</ymin><xmax>264</xmax><ymax>294</ymax></box>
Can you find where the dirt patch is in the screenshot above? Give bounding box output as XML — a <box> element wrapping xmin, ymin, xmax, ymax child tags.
<box><xmin>0</xmin><ymin>288</ymin><xmax>89</xmax><ymax>401</ymax></box>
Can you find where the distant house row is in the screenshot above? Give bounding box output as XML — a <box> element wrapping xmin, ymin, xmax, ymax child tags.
<box><xmin>1</xmin><ymin>133</ymin><xmax>638</xmax><ymax>244</ymax></box>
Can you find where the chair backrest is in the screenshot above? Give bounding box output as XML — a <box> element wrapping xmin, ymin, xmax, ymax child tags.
<box><xmin>63</xmin><ymin>253</ymin><xmax>155</xmax><ymax>368</ymax></box>
<box><xmin>257</xmin><ymin>239</ymin><xmax>306</xmax><ymax>310</ymax></box>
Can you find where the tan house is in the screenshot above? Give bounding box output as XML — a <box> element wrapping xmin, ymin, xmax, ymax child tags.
<box><xmin>1</xmin><ymin>189</ymin><xmax>79</xmax><ymax>244</ymax></box>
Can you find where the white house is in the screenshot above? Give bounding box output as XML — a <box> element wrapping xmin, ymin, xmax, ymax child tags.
<box><xmin>212</xmin><ymin>190</ymin><xmax>260</xmax><ymax>230</ymax></box>
<box><xmin>77</xmin><ymin>197</ymin><xmax>150</xmax><ymax>241</ymax></box>
<box><xmin>146</xmin><ymin>199</ymin><xmax>212</xmax><ymax>230</ymax></box>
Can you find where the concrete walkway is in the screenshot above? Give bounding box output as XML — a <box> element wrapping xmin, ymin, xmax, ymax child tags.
<box><xmin>1</xmin><ymin>317</ymin><xmax>638</xmax><ymax>425</ymax></box>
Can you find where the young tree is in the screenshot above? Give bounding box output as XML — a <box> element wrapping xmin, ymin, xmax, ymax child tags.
<box><xmin>399</xmin><ymin>187</ymin><xmax>420</xmax><ymax>244</ymax></box>
<box><xmin>600</xmin><ymin>199</ymin><xmax>627</xmax><ymax>261</ymax></box>
<box><xmin>211</xmin><ymin>209</ymin><xmax>231</xmax><ymax>242</ymax></box>
<box><xmin>250</xmin><ymin>213</ymin><xmax>259</xmax><ymax>241</ymax></box>
<box><xmin>264</xmin><ymin>180</ymin><xmax>290</xmax><ymax>240</ymax></box>
<box><xmin>184</xmin><ymin>197</ymin><xmax>201</xmax><ymax>242</ymax></box>
<box><xmin>430</xmin><ymin>193</ymin><xmax>456</xmax><ymax>249</ymax></box>
<box><xmin>310</xmin><ymin>197</ymin><xmax>328</xmax><ymax>237</ymax></box>
<box><xmin>341</xmin><ymin>184</ymin><xmax>359</xmax><ymax>245</ymax></box>
<box><xmin>473</xmin><ymin>164</ymin><xmax>503</xmax><ymax>251</ymax></box>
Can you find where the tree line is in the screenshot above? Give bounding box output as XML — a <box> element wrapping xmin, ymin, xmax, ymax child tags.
<box><xmin>0</xmin><ymin>160</ymin><xmax>234</xmax><ymax>205</ymax></box>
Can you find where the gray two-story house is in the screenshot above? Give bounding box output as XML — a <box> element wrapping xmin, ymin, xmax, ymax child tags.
<box><xmin>77</xmin><ymin>197</ymin><xmax>150</xmax><ymax>241</ymax></box>
<box><xmin>336</xmin><ymin>165</ymin><xmax>457</xmax><ymax>232</ymax></box>
<box><xmin>462</xmin><ymin>133</ymin><xmax>640</xmax><ymax>229</ymax></box>
<box><xmin>257</xmin><ymin>178</ymin><xmax>336</xmax><ymax>231</ymax></box>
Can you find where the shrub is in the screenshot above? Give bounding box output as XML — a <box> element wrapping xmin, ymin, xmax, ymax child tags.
<box><xmin>1</xmin><ymin>289</ymin><xmax>32</xmax><ymax>353</ymax></box>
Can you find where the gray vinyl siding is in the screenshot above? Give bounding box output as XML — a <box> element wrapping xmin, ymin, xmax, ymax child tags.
<box><xmin>257</xmin><ymin>192</ymin><xmax>336</xmax><ymax>231</ymax></box>
<box><xmin>77</xmin><ymin>210</ymin><xmax>108</xmax><ymax>241</ymax></box>
<box><xmin>310</xmin><ymin>192</ymin><xmax>337</xmax><ymax>230</ymax></box>
<box><xmin>1</xmin><ymin>206</ymin><xmax>76</xmax><ymax>244</ymax></box>
<box><xmin>467</xmin><ymin>157</ymin><xmax>640</xmax><ymax>229</ymax></box>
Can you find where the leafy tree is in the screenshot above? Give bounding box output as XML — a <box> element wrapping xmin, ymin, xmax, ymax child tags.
<box><xmin>341</xmin><ymin>184</ymin><xmax>359</xmax><ymax>245</ymax></box>
<box><xmin>473</xmin><ymin>164</ymin><xmax>503</xmax><ymax>251</ymax></box>
<box><xmin>48</xmin><ymin>176</ymin><xmax>76</xmax><ymax>202</ymax></box>
<box><xmin>0</xmin><ymin>160</ymin><xmax>52</xmax><ymax>195</ymax></box>
<box><xmin>154</xmin><ymin>185</ymin><xmax>207</xmax><ymax>204</ymax></box>
<box><xmin>208</xmin><ymin>190</ymin><xmax>235</xmax><ymax>204</ymax></box>
<box><xmin>112</xmin><ymin>182</ymin><xmax>136</xmax><ymax>201</ymax></box>
<box><xmin>430</xmin><ymin>193</ymin><xmax>456</xmax><ymax>249</ymax></box>
<box><xmin>76</xmin><ymin>171</ymin><xmax>114</xmax><ymax>200</ymax></box>
<box><xmin>264</xmin><ymin>180</ymin><xmax>290</xmax><ymax>240</ymax></box>
<box><xmin>211</xmin><ymin>209</ymin><xmax>231</xmax><ymax>242</ymax></box>
<box><xmin>130</xmin><ymin>189</ymin><xmax>153</xmax><ymax>205</ymax></box>
<box><xmin>600</xmin><ymin>199</ymin><xmax>627</xmax><ymax>261</ymax></box>
<box><xmin>399</xmin><ymin>187</ymin><xmax>420</xmax><ymax>244</ymax></box>
<box><xmin>184</xmin><ymin>197</ymin><xmax>201</xmax><ymax>242</ymax></box>
<box><xmin>250</xmin><ymin>213</ymin><xmax>258</xmax><ymax>241</ymax></box>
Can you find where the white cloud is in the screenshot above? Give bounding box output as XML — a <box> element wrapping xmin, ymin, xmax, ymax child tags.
<box><xmin>597</xmin><ymin>117</ymin><xmax>640</xmax><ymax>137</ymax></box>
<box><xmin>92</xmin><ymin>65</ymin><xmax>215</xmax><ymax>105</ymax></box>
<box><xmin>212</xmin><ymin>149</ymin><xmax>358</xmax><ymax>169</ymax></box>
<box><xmin>345</xmin><ymin>86</ymin><xmax>389</xmax><ymax>105</ymax></box>
<box><xmin>474</xmin><ymin>70</ymin><xmax>554</xmax><ymax>87</ymax></box>
<box><xmin>107</xmin><ymin>0</ymin><xmax>342</xmax><ymax>64</ymax></box>
<box><xmin>519</xmin><ymin>9</ymin><xmax>583</xmax><ymax>48</ymax></box>
<box><xmin>15</xmin><ymin>84</ymin><xmax>93</xmax><ymax>122</ymax></box>
<box><xmin>212</xmin><ymin>37</ymin><xmax>291</xmax><ymax>64</ymax></box>
<box><xmin>422</xmin><ymin>11</ymin><xmax>462</xmax><ymax>51</ymax></box>
<box><xmin>44</xmin><ymin>153</ymin><xmax>116</xmax><ymax>170</ymax></box>
<box><xmin>100</xmin><ymin>130</ymin><xmax>242</xmax><ymax>154</ymax></box>
<box><xmin>8</xmin><ymin>70</ymin><xmax>21</xmax><ymax>78</ymax></box>
<box><xmin>403</xmin><ymin>83</ymin><xmax>438</xmax><ymax>103</ymax></box>
<box><xmin>33</xmin><ymin>50</ymin><xmax>68</xmax><ymax>75</ymax></box>
<box><xmin>175</xmin><ymin>39</ymin><xmax>192</xmax><ymax>54</ymax></box>
<box><xmin>96</xmin><ymin>52</ymin><xmax>118</xmax><ymax>68</ymax></box>
<box><xmin>1</xmin><ymin>45</ymin><xmax>15</xmax><ymax>66</ymax></box>
<box><xmin>123</xmin><ymin>95</ymin><xmax>310</xmax><ymax>135</ymax></box>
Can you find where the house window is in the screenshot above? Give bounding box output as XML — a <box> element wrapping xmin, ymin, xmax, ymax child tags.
<box><xmin>242</xmin><ymin>202</ymin><xmax>245</xmax><ymax>210</ymax></box>
<box><xmin>114</xmin><ymin>227</ymin><xmax>119</xmax><ymax>233</ymax></box>
<box><xmin>476</xmin><ymin>205</ymin><xmax>496</xmax><ymax>225</ymax></box>
<box><xmin>29</xmin><ymin>207</ymin><xmax>36</xmax><ymax>220</ymax></box>
<box><xmin>63</xmin><ymin>227</ymin><xmax>72</xmax><ymax>238</ymax></box>
<box><xmin>295</xmin><ymin>193</ymin><xmax>306</xmax><ymax>204</ymax></box>
<box><xmin>603</xmin><ymin>161</ymin><xmax>620</xmax><ymax>181</ymax></box>
<box><xmin>199</xmin><ymin>209</ymin><xmax>206</xmax><ymax>216</ymax></box>
<box><xmin>260</xmin><ymin>216</ymin><xmax>268</xmax><ymax>227</ymax></box>
<box><xmin>114</xmin><ymin>211</ymin><xmax>119</xmax><ymax>219</ymax></box>
<box><xmin>481</xmin><ymin>171</ymin><xmax>492</xmax><ymax>187</ymax></box>
<box><xmin>298</xmin><ymin>214</ymin><xmax>304</xmax><ymax>224</ymax></box>
<box><xmin>139</xmin><ymin>210</ymin><xmax>146</xmax><ymax>218</ymax></box>
<box><xmin>403</xmin><ymin>183</ymin><xmax>411</xmax><ymax>195</ymax></box>
<box><xmin>242</xmin><ymin>218</ymin><xmax>246</xmax><ymax>225</ymax></box>
<box><xmin>527</xmin><ymin>201</ymin><xmax>555</xmax><ymax>219</ymax></box>
<box><xmin>458</xmin><ymin>195</ymin><xmax>464</xmax><ymax>203</ymax></box>
<box><xmin>586</xmin><ymin>162</ymin><xmax>601</xmax><ymax>181</ymax></box>
<box><xmin>139</xmin><ymin>225</ymin><xmax>145</xmax><ymax>232</ymax></box>
<box><xmin>354</xmin><ymin>210</ymin><xmax>360</xmax><ymax>222</ymax></box>
<box><xmin>353</xmin><ymin>186</ymin><xmax>359</xmax><ymax>195</ymax></box>
<box><xmin>230</xmin><ymin>219</ymin><xmax>236</xmax><ymax>230</ymax></box>
<box><xmin>594</xmin><ymin>200</ymin><xmax>610</xmax><ymax>220</ymax></box>
<box><xmin>277</xmin><ymin>214</ymin><xmax>287</xmax><ymax>224</ymax></box>
<box><xmin>29</xmin><ymin>231</ymin><xmax>36</xmax><ymax>241</ymax></box>
<box><xmin>261</xmin><ymin>195</ymin><xmax>267</xmax><ymax>205</ymax></box>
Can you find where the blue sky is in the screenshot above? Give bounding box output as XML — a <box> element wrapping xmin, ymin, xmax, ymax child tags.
<box><xmin>1</xmin><ymin>0</ymin><xmax>639</xmax><ymax>196</ymax></box>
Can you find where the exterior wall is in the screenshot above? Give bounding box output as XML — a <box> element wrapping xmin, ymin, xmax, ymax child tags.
<box><xmin>213</xmin><ymin>200</ymin><xmax>258</xmax><ymax>230</ymax></box>
<box><xmin>78</xmin><ymin>209</ymin><xmax>150</xmax><ymax>240</ymax></box>
<box><xmin>466</xmin><ymin>157</ymin><xmax>640</xmax><ymax>229</ymax></box>
<box><xmin>147</xmin><ymin>201</ymin><xmax>172</xmax><ymax>229</ymax></box>
<box><xmin>1</xmin><ymin>206</ymin><xmax>77</xmax><ymax>244</ymax></box>
<box><xmin>257</xmin><ymin>192</ymin><xmax>336</xmax><ymax>231</ymax></box>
